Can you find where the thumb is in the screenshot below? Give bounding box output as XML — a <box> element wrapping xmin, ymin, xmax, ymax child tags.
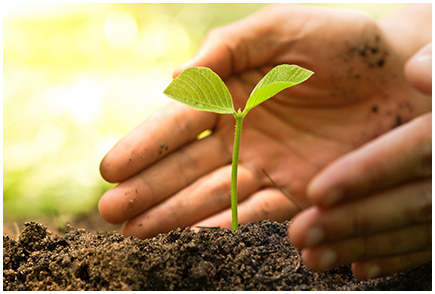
<box><xmin>404</xmin><ymin>42</ymin><xmax>432</xmax><ymax>94</ymax></box>
<box><xmin>172</xmin><ymin>5</ymin><xmax>296</xmax><ymax>79</ymax></box>
<box><xmin>172</xmin><ymin>26</ymin><xmax>235</xmax><ymax>79</ymax></box>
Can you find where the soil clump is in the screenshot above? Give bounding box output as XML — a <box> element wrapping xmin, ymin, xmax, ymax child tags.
<box><xmin>3</xmin><ymin>220</ymin><xmax>431</xmax><ymax>291</ymax></box>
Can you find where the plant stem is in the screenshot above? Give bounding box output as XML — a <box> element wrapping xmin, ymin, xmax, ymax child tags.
<box><xmin>231</xmin><ymin>111</ymin><xmax>244</xmax><ymax>231</ymax></box>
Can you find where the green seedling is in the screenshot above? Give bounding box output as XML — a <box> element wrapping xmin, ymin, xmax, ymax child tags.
<box><xmin>163</xmin><ymin>64</ymin><xmax>313</xmax><ymax>231</ymax></box>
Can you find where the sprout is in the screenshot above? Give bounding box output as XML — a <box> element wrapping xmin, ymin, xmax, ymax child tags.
<box><xmin>164</xmin><ymin>64</ymin><xmax>313</xmax><ymax>230</ymax></box>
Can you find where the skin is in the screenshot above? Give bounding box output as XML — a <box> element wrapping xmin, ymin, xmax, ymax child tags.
<box><xmin>289</xmin><ymin>42</ymin><xmax>432</xmax><ymax>280</ymax></box>
<box><xmin>99</xmin><ymin>4</ymin><xmax>432</xmax><ymax>279</ymax></box>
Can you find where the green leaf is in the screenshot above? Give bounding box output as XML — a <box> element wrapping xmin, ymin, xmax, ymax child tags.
<box><xmin>163</xmin><ymin>67</ymin><xmax>234</xmax><ymax>114</ymax></box>
<box><xmin>243</xmin><ymin>64</ymin><xmax>314</xmax><ymax>114</ymax></box>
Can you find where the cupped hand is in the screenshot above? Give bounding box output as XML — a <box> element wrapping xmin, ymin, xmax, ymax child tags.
<box><xmin>288</xmin><ymin>114</ymin><xmax>431</xmax><ymax>280</ymax></box>
<box><xmin>289</xmin><ymin>42</ymin><xmax>432</xmax><ymax>280</ymax></box>
<box><xmin>98</xmin><ymin>5</ymin><xmax>430</xmax><ymax>239</ymax></box>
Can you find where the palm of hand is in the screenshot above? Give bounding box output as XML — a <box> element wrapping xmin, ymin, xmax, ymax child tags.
<box><xmin>210</xmin><ymin>58</ymin><xmax>425</xmax><ymax>221</ymax></box>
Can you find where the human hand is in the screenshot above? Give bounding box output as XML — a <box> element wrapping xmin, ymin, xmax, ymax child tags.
<box><xmin>99</xmin><ymin>5</ymin><xmax>430</xmax><ymax>239</ymax></box>
<box><xmin>288</xmin><ymin>42</ymin><xmax>432</xmax><ymax>280</ymax></box>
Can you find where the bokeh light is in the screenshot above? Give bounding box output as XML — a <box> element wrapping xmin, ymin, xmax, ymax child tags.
<box><xmin>104</xmin><ymin>10</ymin><xmax>138</xmax><ymax>49</ymax></box>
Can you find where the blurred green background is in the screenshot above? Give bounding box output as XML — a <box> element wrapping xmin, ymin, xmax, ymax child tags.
<box><xmin>4</xmin><ymin>3</ymin><xmax>405</xmax><ymax>221</ymax></box>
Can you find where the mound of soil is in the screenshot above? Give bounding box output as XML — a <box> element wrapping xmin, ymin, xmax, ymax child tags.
<box><xmin>3</xmin><ymin>220</ymin><xmax>431</xmax><ymax>291</ymax></box>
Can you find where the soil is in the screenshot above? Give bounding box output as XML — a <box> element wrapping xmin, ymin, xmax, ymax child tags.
<box><xmin>3</xmin><ymin>219</ymin><xmax>431</xmax><ymax>291</ymax></box>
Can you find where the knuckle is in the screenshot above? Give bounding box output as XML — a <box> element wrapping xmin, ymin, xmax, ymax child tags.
<box><xmin>349</xmin><ymin>206</ymin><xmax>369</xmax><ymax>236</ymax></box>
<box><xmin>410</xmin><ymin>181</ymin><xmax>432</xmax><ymax>223</ymax></box>
<box><xmin>415</xmin><ymin>135</ymin><xmax>432</xmax><ymax>178</ymax></box>
<box><xmin>413</xmin><ymin>114</ymin><xmax>432</xmax><ymax>177</ymax></box>
<box><xmin>417</xmin><ymin>152</ymin><xmax>432</xmax><ymax>177</ymax></box>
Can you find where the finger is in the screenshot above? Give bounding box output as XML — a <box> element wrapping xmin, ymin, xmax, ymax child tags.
<box><xmin>307</xmin><ymin>113</ymin><xmax>432</xmax><ymax>208</ymax></box>
<box><xmin>289</xmin><ymin>179</ymin><xmax>431</xmax><ymax>248</ymax></box>
<box><xmin>351</xmin><ymin>250</ymin><xmax>432</xmax><ymax>280</ymax></box>
<box><xmin>99</xmin><ymin>128</ymin><xmax>233</xmax><ymax>224</ymax></box>
<box><xmin>299</xmin><ymin>222</ymin><xmax>431</xmax><ymax>271</ymax></box>
<box><xmin>404</xmin><ymin>42</ymin><xmax>432</xmax><ymax>94</ymax></box>
<box><xmin>191</xmin><ymin>207</ymin><xmax>232</xmax><ymax>229</ymax></box>
<box><xmin>173</xmin><ymin>13</ymin><xmax>267</xmax><ymax>79</ymax></box>
<box><xmin>100</xmin><ymin>102</ymin><xmax>217</xmax><ymax>183</ymax></box>
<box><xmin>121</xmin><ymin>164</ymin><xmax>260</xmax><ymax>239</ymax></box>
<box><xmin>192</xmin><ymin>188</ymin><xmax>301</xmax><ymax>229</ymax></box>
<box><xmin>173</xmin><ymin>5</ymin><xmax>304</xmax><ymax>79</ymax></box>
<box><xmin>238</xmin><ymin>188</ymin><xmax>301</xmax><ymax>224</ymax></box>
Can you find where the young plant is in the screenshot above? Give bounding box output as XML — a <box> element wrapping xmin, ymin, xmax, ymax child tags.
<box><xmin>163</xmin><ymin>64</ymin><xmax>313</xmax><ymax>231</ymax></box>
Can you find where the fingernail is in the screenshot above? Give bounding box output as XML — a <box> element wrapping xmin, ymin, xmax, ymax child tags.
<box><xmin>367</xmin><ymin>264</ymin><xmax>382</xmax><ymax>279</ymax></box>
<box><xmin>319</xmin><ymin>249</ymin><xmax>337</xmax><ymax>269</ymax></box>
<box><xmin>305</xmin><ymin>226</ymin><xmax>325</xmax><ymax>247</ymax></box>
<box><xmin>324</xmin><ymin>189</ymin><xmax>343</xmax><ymax>207</ymax></box>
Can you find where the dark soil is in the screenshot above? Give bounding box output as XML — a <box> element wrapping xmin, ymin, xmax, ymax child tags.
<box><xmin>3</xmin><ymin>220</ymin><xmax>431</xmax><ymax>291</ymax></box>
